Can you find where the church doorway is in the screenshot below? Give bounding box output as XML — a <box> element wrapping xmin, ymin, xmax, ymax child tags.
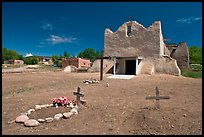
<box><xmin>125</xmin><ymin>60</ymin><xmax>136</xmax><ymax>75</ymax></box>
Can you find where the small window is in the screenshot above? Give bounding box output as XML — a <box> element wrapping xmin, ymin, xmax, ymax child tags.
<box><xmin>84</xmin><ymin>63</ymin><xmax>86</xmax><ymax>65</ymax></box>
<box><xmin>127</xmin><ymin>25</ymin><xmax>131</xmax><ymax>36</ymax></box>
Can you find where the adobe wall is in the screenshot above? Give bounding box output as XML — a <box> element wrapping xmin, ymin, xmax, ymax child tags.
<box><xmin>153</xmin><ymin>56</ymin><xmax>181</xmax><ymax>76</ymax></box>
<box><xmin>104</xmin><ymin>21</ymin><xmax>163</xmax><ymax>58</ymax></box>
<box><xmin>171</xmin><ymin>42</ymin><xmax>189</xmax><ymax>69</ymax></box>
<box><xmin>62</xmin><ymin>58</ymin><xmax>79</xmax><ymax>69</ymax></box>
<box><xmin>78</xmin><ymin>58</ymin><xmax>91</xmax><ymax>68</ymax></box>
<box><xmin>137</xmin><ymin>56</ymin><xmax>181</xmax><ymax>76</ymax></box>
<box><xmin>88</xmin><ymin>59</ymin><xmax>114</xmax><ymax>72</ymax></box>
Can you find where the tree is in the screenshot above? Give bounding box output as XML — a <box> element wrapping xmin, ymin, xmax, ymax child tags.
<box><xmin>77</xmin><ymin>52</ymin><xmax>83</xmax><ymax>58</ymax></box>
<box><xmin>2</xmin><ymin>47</ymin><xmax>23</xmax><ymax>64</ymax></box>
<box><xmin>52</xmin><ymin>54</ymin><xmax>59</xmax><ymax>62</ymax></box>
<box><xmin>23</xmin><ymin>56</ymin><xmax>39</xmax><ymax>65</ymax></box>
<box><xmin>95</xmin><ymin>50</ymin><xmax>103</xmax><ymax>58</ymax></box>
<box><xmin>59</xmin><ymin>54</ymin><xmax>64</xmax><ymax>59</ymax></box>
<box><xmin>189</xmin><ymin>46</ymin><xmax>202</xmax><ymax>65</ymax></box>
<box><xmin>77</xmin><ymin>48</ymin><xmax>97</xmax><ymax>61</ymax></box>
<box><xmin>63</xmin><ymin>50</ymin><xmax>70</xmax><ymax>58</ymax></box>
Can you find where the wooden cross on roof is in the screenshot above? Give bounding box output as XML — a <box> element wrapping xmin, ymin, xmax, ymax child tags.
<box><xmin>73</xmin><ymin>87</ymin><xmax>84</xmax><ymax>105</ymax></box>
<box><xmin>145</xmin><ymin>86</ymin><xmax>170</xmax><ymax>109</ymax></box>
<box><xmin>128</xmin><ymin>16</ymin><xmax>131</xmax><ymax>22</ymax></box>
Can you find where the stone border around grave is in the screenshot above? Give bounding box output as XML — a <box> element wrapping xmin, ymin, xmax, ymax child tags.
<box><xmin>83</xmin><ymin>79</ymin><xmax>99</xmax><ymax>84</ymax></box>
<box><xmin>15</xmin><ymin>103</ymin><xmax>79</xmax><ymax>127</ymax></box>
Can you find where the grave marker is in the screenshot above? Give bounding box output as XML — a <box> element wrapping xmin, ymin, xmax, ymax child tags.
<box><xmin>73</xmin><ymin>87</ymin><xmax>84</xmax><ymax>105</ymax></box>
<box><xmin>146</xmin><ymin>86</ymin><xmax>170</xmax><ymax>109</ymax></box>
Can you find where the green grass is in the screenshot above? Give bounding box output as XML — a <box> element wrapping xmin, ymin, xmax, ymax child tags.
<box><xmin>181</xmin><ymin>69</ymin><xmax>202</xmax><ymax>78</ymax></box>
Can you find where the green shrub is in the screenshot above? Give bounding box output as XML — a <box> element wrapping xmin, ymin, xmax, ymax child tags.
<box><xmin>23</xmin><ymin>56</ymin><xmax>39</xmax><ymax>65</ymax></box>
<box><xmin>190</xmin><ymin>64</ymin><xmax>202</xmax><ymax>71</ymax></box>
<box><xmin>181</xmin><ymin>69</ymin><xmax>202</xmax><ymax>78</ymax></box>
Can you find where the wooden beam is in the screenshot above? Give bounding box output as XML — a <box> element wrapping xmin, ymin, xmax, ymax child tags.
<box><xmin>100</xmin><ymin>49</ymin><xmax>104</xmax><ymax>81</ymax></box>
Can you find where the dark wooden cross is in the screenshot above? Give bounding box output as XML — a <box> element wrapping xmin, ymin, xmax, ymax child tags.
<box><xmin>73</xmin><ymin>87</ymin><xmax>84</xmax><ymax>105</ymax></box>
<box><xmin>128</xmin><ymin>16</ymin><xmax>131</xmax><ymax>22</ymax></box>
<box><xmin>145</xmin><ymin>86</ymin><xmax>170</xmax><ymax>109</ymax></box>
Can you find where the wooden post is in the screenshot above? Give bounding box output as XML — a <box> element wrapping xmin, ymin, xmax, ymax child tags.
<box><xmin>135</xmin><ymin>57</ymin><xmax>138</xmax><ymax>75</ymax></box>
<box><xmin>113</xmin><ymin>57</ymin><xmax>116</xmax><ymax>75</ymax></box>
<box><xmin>100</xmin><ymin>49</ymin><xmax>104</xmax><ymax>81</ymax></box>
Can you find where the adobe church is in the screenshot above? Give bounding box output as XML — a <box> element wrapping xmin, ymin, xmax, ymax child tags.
<box><xmin>90</xmin><ymin>19</ymin><xmax>189</xmax><ymax>76</ymax></box>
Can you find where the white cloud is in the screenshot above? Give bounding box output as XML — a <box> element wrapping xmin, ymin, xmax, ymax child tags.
<box><xmin>176</xmin><ymin>17</ymin><xmax>202</xmax><ymax>24</ymax></box>
<box><xmin>45</xmin><ymin>35</ymin><xmax>77</xmax><ymax>45</ymax></box>
<box><xmin>40</xmin><ymin>21</ymin><xmax>53</xmax><ymax>30</ymax></box>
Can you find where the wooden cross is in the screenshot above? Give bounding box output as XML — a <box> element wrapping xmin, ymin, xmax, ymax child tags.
<box><xmin>73</xmin><ymin>87</ymin><xmax>84</xmax><ymax>105</ymax></box>
<box><xmin>145</xmin><ymin>86</ymin><xmax>170</xmax><ymax>109</ymax></box>
<box><xmin>128</xmin><ymin>16</ymin><xmax>131</xmax><ymax>22</ymax></box>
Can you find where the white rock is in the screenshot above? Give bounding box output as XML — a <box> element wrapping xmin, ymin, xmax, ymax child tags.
<box><xmin>54</xmin><ymin>113</ymin><xmax>63</xmax><ymax>120</ymax></box>
<box><xmin>71</xmin><ymin>108</ymin><xmax>78</xmax><ymax>114</ymax></box>
<box><xmin>21</xmin><ymin>112</ymin><xmax>28</xmax><ymax>116</ymax></box>
<box><xmin>15</xmin><ymin>115</ymin><xmax>29</xmax><ymax>123</ymax></box>
<box><xmin>40</xmin><ymin>104</ymin><xmax>51</xmax><ymax>108</ymax></box>
<box><xmin>24</xmin><ymin>119</ymin><xmax>39</xmax><ymax>127</ymax></box>
<box><xmin>45</xmin><ymin>117</ymin><xmax>54</xmax><ymax>123</ymax></box>
<box><xmin>106</xmin><ymin>83</ymin><xmax>109</xmax><ymax>87</ymax></box>
<box><xmin>69</xmin><ymin>102</ymin><xmax>74</xmax><ymax>108</ymax></box>
<box><xmin>85</xmin><ymin>82</ymin><xmax>89</xmax><ymax>84</ymax></box>
<box><xmin>27</xmin><ymin>109</ymin><xmax>35</xmax><ymax>115</ymax></box>
<box><xmin>35</xmin><ymin>105</ymin><xmax>41</xmax><ymax>110</ymax></box>
<box><xmin>63</xmin><ymin>112</ymin><xmax>72</xmax><ymax>119</ymax></box>
<box><xmin>38</xmin><ymin>119</ymin><xmax>46</xmax><ymax>123</ymax></box>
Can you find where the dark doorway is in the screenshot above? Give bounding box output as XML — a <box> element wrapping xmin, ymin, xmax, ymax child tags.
<box><xmin>125</xmin><ymin>60</ymin><xmax>136</xmax><ymax>75</ymax></box>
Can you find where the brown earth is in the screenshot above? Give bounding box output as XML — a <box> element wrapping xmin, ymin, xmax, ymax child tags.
<box><xmin>2</xmin><ymin>68</ymin><xmax>202</xmax><ymax>135</ymax></box>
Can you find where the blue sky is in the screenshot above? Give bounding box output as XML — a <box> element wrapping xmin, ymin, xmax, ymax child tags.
<box><xmin>2</xmin><ymin>2</ymin><xmax>202</xmax><ymax>57</ymax></box>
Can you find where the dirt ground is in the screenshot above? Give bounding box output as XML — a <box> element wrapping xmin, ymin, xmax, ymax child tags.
<box><xmin>2</xmin><ymin>68</ymin><xmax>202</xmax><ymax>135</ymax></box>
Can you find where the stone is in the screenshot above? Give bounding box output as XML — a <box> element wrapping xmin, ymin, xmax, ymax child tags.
<box><xmin>15</xmin><ymin>115</ymin><xmax>29</xmax><ymax>123</ymax></box>
<box><xmin>24</xmin><ymin>119</ymin><xmax>39</xmax><ymax>127</ymax></box>
<box><xmin>45</xmin><ymin>118</ymin><xmax>54</xmax><ymax>123</ymax></box>
<box><xmin>69</xmin><ymin>102</ymin><xmax>74</xmax><ymax>108</ymax></box>
<box><xmin>21</xmin><ymin>112</ymin><xmax>28</xmax><ymax>116</ymax></box>
<box><xmin>40</xmin><ymin>104</ymin><xmax>52</xmax><ymax>108</ymax></box>
<box><xmin>71</xmin><ymin>108</ymin><xmax>78</xmax><ymax>114</ymax></box>
<box><xmin>85</xmin><ymin>82</ymin><xmax>89</xmax><ymax>84</ymax></box>
<box><xmin>35</xmin><ymin>105</ymin><xmax>41</xmax><ymax>110</ymax></box>
<box><xmin>54</xmin><ymin>113</ymin><xmax>63</xmax><ymax>120</ymax></box>
<box><xmin>7</xmin><ymin>120</ymin><xmax>15</xmax><ymax>124</ymax></box>
<box><xmin>27</xmin><ymin>109</ymin><xmax>35</xmax><ymax>115</ymax></box>
<box><xmin>38</xmin><ymin>119</ymin><xmax>46</xmax><ymax>123</ymax></box>
<box><xmin>171</xmin><ymin>125</ymin><xmax>174</xmax><ymax>128</ymax></box>
<box><xmin>63</xmin><ymin>112</ymin><xmax>72</xmax><ymax>119</ymax></box>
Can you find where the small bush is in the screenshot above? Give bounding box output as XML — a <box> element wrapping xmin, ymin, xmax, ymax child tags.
<box><xmin>190</xmin><ymin>64</ymin><xmax>202</xmax><ymax>71</ymax></box>
<box><xmin>23</xmin><ymin>56</ymin><xmax>39</xmax><ymax>65</ymax></box>
<box><xmin>181</xmin><ymin>69</ymin><xmax>202</xmax><ymax>78</ymax></box>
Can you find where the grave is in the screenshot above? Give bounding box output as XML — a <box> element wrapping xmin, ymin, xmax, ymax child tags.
<box><xmin>73</xmin><ymin>86</ymin><xmax>85</xmax><ymax>105</ymax></box>
<box><xmin>145</xmin><ymin>86</ymin><xmax>170</xmax><ymax>109</ymax></box>
<box><xmin>14</xmin><ymin>87</ymin><xmax>86</xmax><ymax>127</ymax></box>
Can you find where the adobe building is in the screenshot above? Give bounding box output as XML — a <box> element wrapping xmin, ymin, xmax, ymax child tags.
<box><xmin>62</xmin><ymin>58</ymin><xmax>91</xmax><ymax>69</ymax></box>
<box><xmin>4</xmin><ymin>59</ymin><xmax>24</xmax><ymax>65</ymax></box>
<box><xmin>98</xmin><ymin>19</ymin><xmax>189</xmax><ymax>76</ymax></box>
<box><xmin>165</xmin><ymin>42</ymin><xmax>189</xmax><ymax>69</ymax></box>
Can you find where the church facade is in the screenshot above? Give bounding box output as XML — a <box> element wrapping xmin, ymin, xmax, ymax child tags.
<box><xmin>102</xmin><ymin>20</ymin><xmax>189</xmax><ymax>76</ymax></box>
